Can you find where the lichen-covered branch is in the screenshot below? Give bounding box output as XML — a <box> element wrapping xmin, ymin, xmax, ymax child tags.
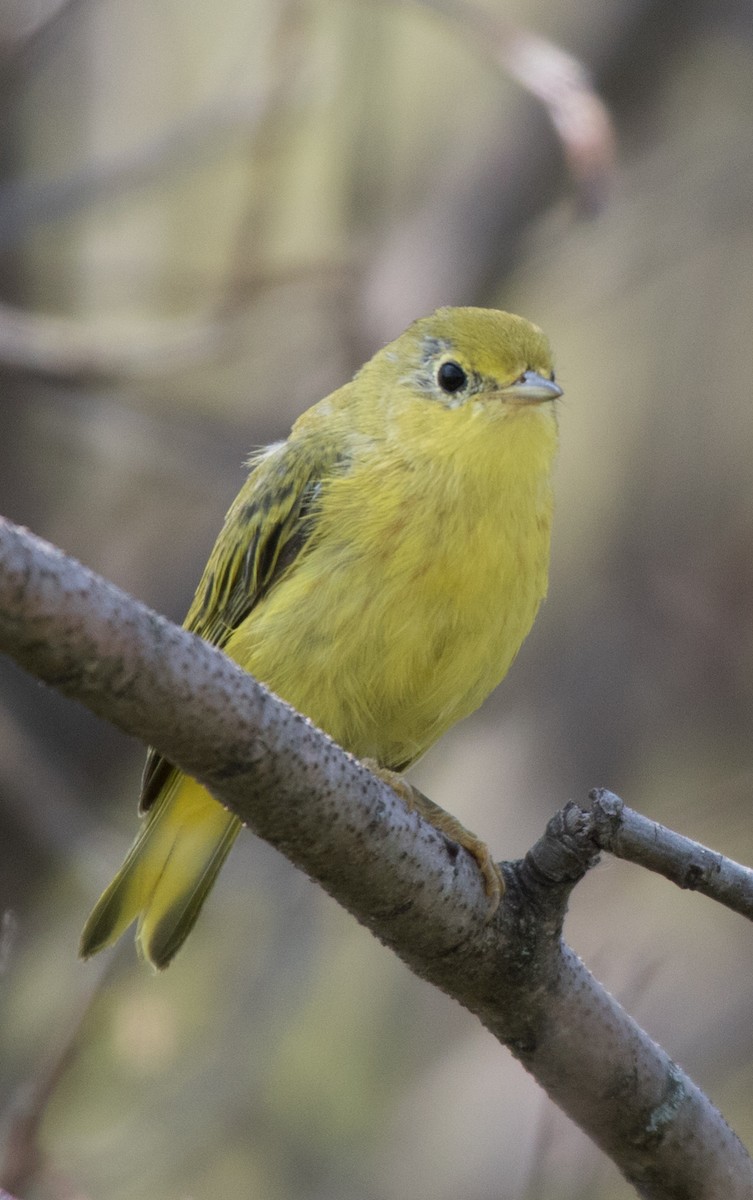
<box><xmin>0</xmin><ymin>515</ymin><xmax>751</xmax><ymax>1199</ymax></box>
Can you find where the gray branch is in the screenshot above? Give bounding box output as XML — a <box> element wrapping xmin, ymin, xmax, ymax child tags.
<box><xmin>589</xmin><ymin>789</ymin><xmax>753</xmax><ymax>920</ymax></box>
<box><xmin>0</xmin><ymin>515</ymin><xmax>750</xmax><ymax>1199</ymax></box>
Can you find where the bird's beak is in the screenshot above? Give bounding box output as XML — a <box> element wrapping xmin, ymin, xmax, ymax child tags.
<box><xmin>499</xmin><ymin>370</ymin><xmax>563</xmax><ymax>405</ymax></box>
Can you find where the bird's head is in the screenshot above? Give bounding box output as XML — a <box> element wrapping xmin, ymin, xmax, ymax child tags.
<box><xmin>397</xmin><ymin>306</ymin><xmax>562</xmax><ymax>412</ymax></box>
<box><xmin>358</xmin><ymin>306</ymin><xmax>561</xmax><ymax>420</ymax></box>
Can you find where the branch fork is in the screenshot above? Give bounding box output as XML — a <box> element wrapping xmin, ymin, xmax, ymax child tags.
<box><xmin>0</xmin><ymin>515</ymin><xmax>751</xmax><ymax>1199</ymax></box>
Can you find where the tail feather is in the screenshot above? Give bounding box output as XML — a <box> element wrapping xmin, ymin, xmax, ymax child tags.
<box><xmin>80</xmin><ymin>776</ymin><xmax>240</xmax><ymax>969</ymax></box>
<box><xmin>136</xmin><ymin>816</ymin><xmax>239</xmax><ymax>969</ymax></box>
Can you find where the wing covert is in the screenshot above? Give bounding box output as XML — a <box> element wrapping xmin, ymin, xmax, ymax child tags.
<box><xmin>140</xmin><ymin>434</ymin><xmax>339</xmax><ymax>811</ymax></box>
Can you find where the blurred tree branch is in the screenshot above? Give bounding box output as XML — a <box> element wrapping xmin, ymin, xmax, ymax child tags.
<box><xmin>360</xmin><ymin>3</ymin><xmax>618</xmax><ymax>338</ymax></box>
<box><xmin>0</xmin><ymin>89</ymin><xmax>274</xmax><ymax>250</ymax></box>
<box><xmin>0</xmin><ymin>5</ymin><xmax>616</xmax><ymax>377</ymax></box>
<box><xmin>0</xmin><ymin>516</ymin><xmax>751</xmax><ymax>1198</ymax></box>
<box><xmin>404</xmin><ymin>0</ymin><xmax>616</xmax><ymax>212</ymax></box>
<box><xmin>0</xmin><ymin>258</ymin><xmax>351</xmax><ymax>378</ymax></box>
<box><xmin>0</xmin><ymin>956</ymin><xmax>110</xmax><ymax>1199</ymax></box>
<box><xmin>0</xmin><ymin>300</ymin><xmax>224</xmax><ymax>375</ymax></box>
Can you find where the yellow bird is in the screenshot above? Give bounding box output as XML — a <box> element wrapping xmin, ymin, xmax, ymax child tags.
<box><xmin>80</xmin><ymin>306</ymin><xmax>561</xmax><ymax>969</ymax></box>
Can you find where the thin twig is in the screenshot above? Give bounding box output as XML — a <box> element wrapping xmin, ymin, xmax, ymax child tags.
<box><xmin>523</xmin><ymin>790</ymin><xmax>753</xmax><ymax>924</ymax></box>
<box><xmin>588</xmin><ymin>788</ymin><xmax>753</xmax><ymax>922</ymax></box>
<box><xmin>0</xmin><ymin>956</ymin><xmax>112</xmax><ymax>1197</ymax></box>
<box><xmin>402</xmin><ymin>0</ymin><xmax>616</xmax><ymax>211</ymax></box>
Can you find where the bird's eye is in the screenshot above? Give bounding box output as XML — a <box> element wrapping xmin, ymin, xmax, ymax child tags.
<box><xmin>437</xmin><ymin>360</ymin><xmax>467</xmax><ymax>394</ymax></box>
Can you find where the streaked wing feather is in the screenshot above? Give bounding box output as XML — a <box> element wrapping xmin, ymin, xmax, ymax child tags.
<box><xmin>140</xmin><ymin>438</ymin><xmax>337</xmax><ymax>812</ymax></box>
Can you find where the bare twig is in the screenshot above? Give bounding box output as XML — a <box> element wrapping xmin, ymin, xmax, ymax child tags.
<box><xmin>495</xmin><ymin>28</ymin><xmax>616</xmax><ymax>214</ymax></box>
<box><xmin>361</xmin><ymin>6</ymin><xmax>617</xmax><ymax>342</ymax></box>
<box><xmin>588</xmin><ymin>789</ymin><xmax>753</xmax><ymax>921</ymax></box>
<box><xmin>524</xmin><ymin>793</ymin><xmax>753</xmax><ymax>924</ymax></box>
<box><xmin>403</xmin><ymin>0</ymin><xmax>616</xmax><ymax>211</ymax></box>
<box><xmin>0</xmin><ymin>956</ymin><xmax>111</xmax><ymax>1197</ymax></box>
<box><xmin>0</xmin><ymin>515</ymin><xmax>751</xmax><ymax>1199</ymax></box>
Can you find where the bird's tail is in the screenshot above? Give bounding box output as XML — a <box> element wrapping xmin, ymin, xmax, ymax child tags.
<box><xmin>80</xmin><ymin>776</ymin><xmax>240</xmax><ymax>970</ymax></box>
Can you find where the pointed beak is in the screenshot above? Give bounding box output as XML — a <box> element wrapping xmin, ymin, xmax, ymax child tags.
<box><xmin>499</xmin><ymin>370</ymin><xmax>563</xmax><ymax>404</ymax></box>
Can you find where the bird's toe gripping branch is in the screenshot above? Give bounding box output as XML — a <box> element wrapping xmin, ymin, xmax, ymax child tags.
<box><xmin>363</xmin><ymin>760</ymin><xmax>505</xmax><ymax>915</ymax></box>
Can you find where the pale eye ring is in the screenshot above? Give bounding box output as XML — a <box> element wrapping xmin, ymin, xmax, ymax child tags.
<box><xmin>437</xmin><ymin>360</ymin><xmax>467</xmax><ymax>394</ymax></box>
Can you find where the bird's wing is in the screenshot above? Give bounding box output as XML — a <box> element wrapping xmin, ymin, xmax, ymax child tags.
<box><xmin>139</xmin><ymin>433</ymin><xmax>341</xmax><ymax>812</ymax></box>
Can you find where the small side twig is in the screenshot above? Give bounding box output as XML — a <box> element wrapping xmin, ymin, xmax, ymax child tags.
<box><xmin>588</xmin><ymin>788</ymin><xmax>753</xmax><ymax>922</ymax></box>
<box><xmin>527</xmin><ymin>788</ymin><xmax>753</xmax><ymax>924</ymax></box>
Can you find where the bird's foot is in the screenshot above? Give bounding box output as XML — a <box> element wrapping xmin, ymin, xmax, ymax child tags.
<box><xmin>363</xmin><ymin>760</ymin><xmax>504</xmax><ymax>916</ymax></box>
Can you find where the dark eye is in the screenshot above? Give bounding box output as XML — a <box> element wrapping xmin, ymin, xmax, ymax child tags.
<box><xmin>437</xmin><ymin>360</ymin><xmax>467</xmax><ymax>394</ymax></box>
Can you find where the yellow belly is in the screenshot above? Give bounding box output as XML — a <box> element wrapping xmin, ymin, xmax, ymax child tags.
<box><xmin>226</xmin><ymin>411</ymin><xmax>553</xmax><ymax>768</ymax></box>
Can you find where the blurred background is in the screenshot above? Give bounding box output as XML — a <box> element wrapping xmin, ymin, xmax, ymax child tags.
<box><xmin>1</xmin><ymin>0</ymin><xmax>752</xmax><ymax>1197</ymax></box>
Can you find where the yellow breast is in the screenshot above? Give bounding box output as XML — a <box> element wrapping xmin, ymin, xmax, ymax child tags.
<box><xmin>226</xmin><ymin>394</ymin><xmax>557</xmax><ymax>770</ymax></box>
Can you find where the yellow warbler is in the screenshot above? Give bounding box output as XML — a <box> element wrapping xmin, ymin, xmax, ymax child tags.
<box><xmin>80</xmin><ymin>306</ymin><xmax>561</xmax><ymax>969</ymax></box>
